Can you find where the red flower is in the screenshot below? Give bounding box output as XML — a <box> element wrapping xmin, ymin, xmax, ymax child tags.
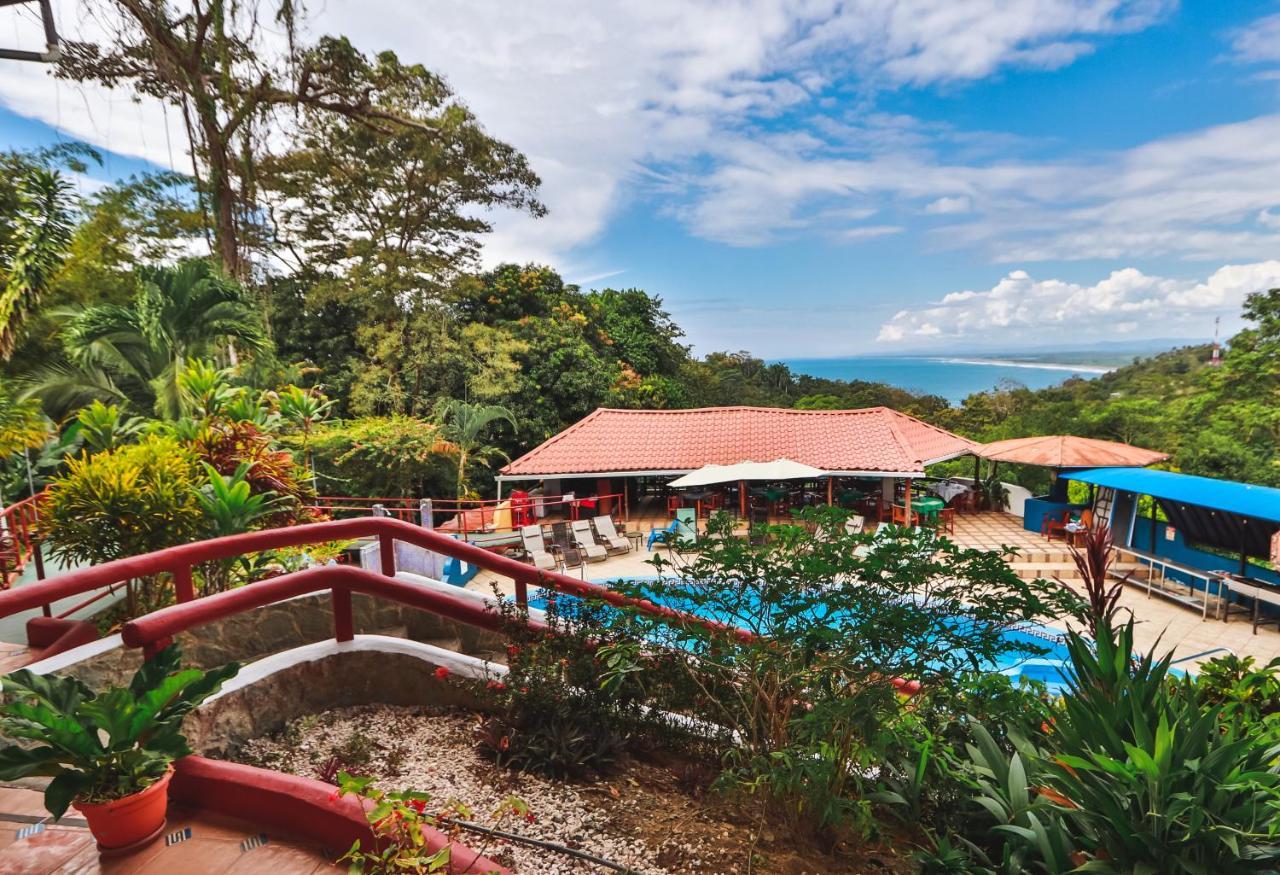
<box><xmin>409</xmin><ymin>799</ymin><xmax>427</xmax><ymax>814</ymax></box>
<box><xmin>328</xmin><ymin>790</ymin><xmax>340</xmax><ymax>803</ymax></box>
<box><xmin>524</xmin><ymin>813</ymin><xmax>537</xmax><ymax>824</ymax></box>
<box><xmin>506</xmin><ymin>645</ymin><xmax>521</xmax><ymax>658</ymax></box>
<box><xmin>499</xmin><ymin>736</ymin><xmax>510</xmax><ymax>751</ymax></box>
<box><xmin>486</xmin><ymin>680</ymin><xmax>507</xmax><ymax>691</ymax></box>
<box><xmin>434</xmin><ymin>666</ymin><xmax>451</xmax><ymax>680</ymax></box>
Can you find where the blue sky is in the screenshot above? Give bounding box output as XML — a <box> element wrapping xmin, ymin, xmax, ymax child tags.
<box><xmin>3</xmin><ymin>1</ymin><xmax>1280</xmax><ymax>357</ymax></box>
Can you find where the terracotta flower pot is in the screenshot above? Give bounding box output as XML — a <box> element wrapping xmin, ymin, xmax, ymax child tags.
<box><xmin>72</xmin><ymin>767</ymin><xmax>172</xmax><ymax>854</ymax></box>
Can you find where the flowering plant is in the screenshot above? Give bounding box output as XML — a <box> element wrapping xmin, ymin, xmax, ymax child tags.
<box><xmin>334</xmin><ymin>772</ymin><xmax>528</xmax><ymax>874</ymax></box>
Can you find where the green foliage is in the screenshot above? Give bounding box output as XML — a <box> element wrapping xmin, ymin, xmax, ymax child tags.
<box><xmin>76</xmin><ymin>400</ymin><xmax>144</xmax><ymax>453</ymax></box>
<box><xmin>41</xmin><ymin>434</ymin><xmax>204</xmax><ymax>567</ymax></box>
<box><xmin>1195</xmin><ymin>654</ymin><xmax>1280</xmax><ymax>724</ymax></box>
<box><xmin>431</xmin><ymin>398</ymin><xmax>515</xmax><ymax>497</ymax></box>
<box><xmin>477</xmin><ymin>602</ymin><xmax>638</xmax><ymax>781</ymax></box>
<box><xmin>58</xmin><ymin>259</ymin><xmax>268</xmax><ymax>419</ymax></box>
<box><xmin>0</xmin><ymin>645</ymin><xmax>238</xmax><ymax>818</ymax></box>
<box><xmin>0</xmin><ymin>167</ymin><xmax>76</xmax><ymax>358</ymax></box>
<box><xmin>290</xmin><ymin>416</ymin><xmax>456</xmax><ymax>498</ymax></box>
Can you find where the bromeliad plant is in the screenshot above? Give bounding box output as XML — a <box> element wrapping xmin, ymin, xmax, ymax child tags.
<box><xmin>0</xmin><ymin>644</ymin><xmax>239</xmax><ymax>818</ymax></box>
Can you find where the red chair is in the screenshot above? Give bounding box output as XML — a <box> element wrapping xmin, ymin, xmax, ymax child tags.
<box><xmin>939</xmin><ymin>507</ymin><xmax>956</xmax><ymax>534</ymax></box>
<box><xmin>1043</xmin><ymin>510</ymin><xmax>1072</xmax><ymax>541</ymax></box>
<box><xmin>666</xmin><ymin>495</ymin><xmax>682</xmax><ymax>515</ymax></box>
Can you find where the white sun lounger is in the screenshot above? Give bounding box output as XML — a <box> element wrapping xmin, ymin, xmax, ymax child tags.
<box><xmin>571</xmin><ymin>519</ymin><xmax>609</xmax><ymax>562</ymax></box>
<box><xmin>520</xmin><ymin>525</ymin><xmax>557</xmax><ymax>571</ymax></box>
<box><xmin>592</xmin><ymin>515</ymin><xmax>631</xmax><ymax>554</ymax></box>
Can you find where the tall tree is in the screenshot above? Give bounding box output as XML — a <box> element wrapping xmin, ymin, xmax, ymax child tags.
<box><xmin>58</xmin><ymin>5</ymin><xmax>539</xmax><ymax>283</ymax></box>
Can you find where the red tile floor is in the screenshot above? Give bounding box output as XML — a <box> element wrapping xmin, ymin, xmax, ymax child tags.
<box><xmin>0</xmin><ymin>786</ymin><xmax>340</xmax><ymax>874</ymax></box>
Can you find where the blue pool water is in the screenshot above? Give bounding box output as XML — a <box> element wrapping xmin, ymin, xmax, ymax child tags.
<box><xmin>529</xmin><ymin>578</ymin><xmax>1078</xmax><ymax>693</ymax></box>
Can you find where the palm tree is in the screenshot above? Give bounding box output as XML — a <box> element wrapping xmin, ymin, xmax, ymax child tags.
<box><xmin>0</xmin><ymin>168</ymin><xmax>75</xmax><ymax>358</ymax></box>
<box><xmin>58</xmin><ymin>259</ymin><xmax>268</xmax><ymax>418</ymax></box>
<box><xmin>276</xmin><ymin>384</ymin><xmax>334</xmax><ymax>489</ymax></box>
<box><xmin>432</xmin><ymin>398</ymin><xmax>516</xmax><ymax>498</ymax></box>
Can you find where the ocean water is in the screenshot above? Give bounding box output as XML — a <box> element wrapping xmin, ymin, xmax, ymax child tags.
<box><xmin>779</xmin><ymin>355</ymin><xmax>1108</xmax><ymax>404</ymax></box>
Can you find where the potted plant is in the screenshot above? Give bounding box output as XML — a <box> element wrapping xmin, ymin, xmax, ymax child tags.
<box><xmin>0</xmin><ymin>644</ymin><xmax>238</xmax><ymax>853</ymax></box>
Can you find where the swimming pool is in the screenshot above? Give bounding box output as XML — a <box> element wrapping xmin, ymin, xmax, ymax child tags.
<box><xmin>528</xmin><ymin>577</ymin><xmax>1080</xmax><ymax>694</ymax></box>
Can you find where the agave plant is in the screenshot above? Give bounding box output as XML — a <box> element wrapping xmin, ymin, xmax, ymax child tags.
<box><xmin>0</xmin><ymin>644</ymin><xmax>238</xmax><ymax>818</ymax></box>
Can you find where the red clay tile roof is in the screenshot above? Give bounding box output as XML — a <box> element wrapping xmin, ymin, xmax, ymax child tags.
<box><xmin>501</xmin><ymin>406</ymin><xmax>977</xmax><ymax>478</ymax></box>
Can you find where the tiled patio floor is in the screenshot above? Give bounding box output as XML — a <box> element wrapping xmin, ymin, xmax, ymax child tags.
<box><xmin>0</xmin><ymin>786</ymin><xmax>340</xmax><ymax>874</ymax></box>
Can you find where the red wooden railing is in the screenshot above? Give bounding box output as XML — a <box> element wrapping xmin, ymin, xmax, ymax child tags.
<box><xmin>309</xmin><ymin>492</ymin><xmax>627</xmax><ymax>539</ymax></box>
<box><xmin>0</xmin><ymin>493</ymin><xmax>45</xmax><ymax>589</ymax></box>
<box><xmin>0</xmin><ymin>516</ymin><xmax>752</xmax><ymax>649</ymax></box>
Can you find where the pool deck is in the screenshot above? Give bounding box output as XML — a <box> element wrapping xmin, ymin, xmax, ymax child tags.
<box><xmin>471</xmin><ymin>511</ymin><xmax>1280</xmax><ymax>671</ymax></box>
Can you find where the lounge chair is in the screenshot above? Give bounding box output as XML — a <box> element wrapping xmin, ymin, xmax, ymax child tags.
<box><xmin>570</xmin><ymin>519</ymin><xmax>608</xmax><ymax>562</ymax></box>
<box><xmin>548</xmin><ymin>521</ymin><xmax>583</xmax><ymax>568</ymax></box>
<box><xmin>844</xmin><ymin>515</ymin><xmax>865</xmax><ymax>535</ymax></box>
<box><xmin>592</xmin><ymin>515</ymin><xmax>631</xmax><ymax>554</ymax></box>
<box><xmin>647</xmin><ymin>520</ymin><xmax>679</xmax><ymax>551</ymax></box>
<box><xmin>520</xmin><ymin>525</ymin><xmax>557</xmax><ymax>571</ymax></box>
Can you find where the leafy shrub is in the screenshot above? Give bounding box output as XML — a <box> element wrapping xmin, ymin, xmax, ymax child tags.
<box><xmin>1195</xmin><ymin>653</ymin><xmax>1280</xmax><ymax>723</ymax></box>
<box><xmin>598</xmin><ymin>507</ymin><xmax>1079</xmax><ymax>847</ymax></box>
<box><xmin>42</xmin><ymin>434</ymin><xmax>203</xmax><ymax>567</ymax></box>
<box><xmin>289</xmin><ymin>415</ymin><xmax>455</xmax><ymax>499</ymax></box>
<box><xmin>476</xmin><ymin>600</ymin><xmax>632</xmax><ymax>780</ymax></box>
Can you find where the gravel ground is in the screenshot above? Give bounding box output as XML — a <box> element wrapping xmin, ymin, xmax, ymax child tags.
<box><xmin>237</xmin><ymin>704</ymin><xmax>721</xmax><ymax>874</ymax></box>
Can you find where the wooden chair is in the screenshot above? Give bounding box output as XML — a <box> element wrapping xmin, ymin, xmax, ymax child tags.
<box><xmin>666</xmin><ymin>495</ymin><xmax>682</xmax><ymax>515</ymax></box>
<box><xmin>938</xmin><ymin>507</ymin><xmax>956</xmax><ymax>534</ymax></box>
<box><xmin>891</xmin><ymin>504</ymin><xmax>913</xmax><ymax>527</ymax></box>
<box><xmin>875</xmin><ymin>497</ymin><xmax>893</xmax><ymax>523</ymax></box>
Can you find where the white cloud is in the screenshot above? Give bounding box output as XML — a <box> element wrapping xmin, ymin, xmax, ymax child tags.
<box><xmin>925</xmin><ymin>195</ymin><xmax>972</xmax><ymax>214</ymax></box>
<box><xmin>877</xmin><ymin>261</ymin><xmax>1280</xmax><ymax>342</ymax></box>
<box><xmin>1228</xmin><ymin>11</ymin><xmax>1280</xmax><ymax>65</ymax></box>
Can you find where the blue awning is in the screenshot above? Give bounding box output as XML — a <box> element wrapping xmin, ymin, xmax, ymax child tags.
<box><xmin>1062</xmin><ymin>467</ymin><xmax>1280</xmax><ymax>559</ymax></box>
<box><xmin>1061</xmin><ymin>468</ymin><xmax>1280</xmax><ymax>523</ymax></box>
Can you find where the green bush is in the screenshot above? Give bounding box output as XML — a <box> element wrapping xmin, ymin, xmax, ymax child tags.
<box><xmin>287</xmin><ymin>416</ymin><xmax>455</xmax><ymax>498</ymax></box>
<box><xmin>42</xmin><ymin>434</ymin><xmax>204</xmax><ymax>566</ymax></box>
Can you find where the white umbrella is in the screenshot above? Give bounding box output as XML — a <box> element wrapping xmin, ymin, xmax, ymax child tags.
<box><xmin>668</xmin><ymin>458</ymin><xmax>827</xmax><ymax>488</ymax></box>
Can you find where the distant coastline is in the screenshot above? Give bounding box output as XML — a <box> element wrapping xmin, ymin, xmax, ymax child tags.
<box><xmin>937</xmin><ymin>357</ymin><xmax>1114</xmax><ymax>375</ymax></box>
<box><xmin>778</xmin><ymin>354</ymin><xmax>1115</xmax><ymax>404</ymax></box>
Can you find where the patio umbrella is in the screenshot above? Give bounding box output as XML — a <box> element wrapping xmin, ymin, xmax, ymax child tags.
<box><xmin>977</xmin><ymin>435</ymin><xmax>1167</xmax><ymax>468</ymax></box>
<box><xmin>667</xmin><ymin>458</ymin><xmax>827</xmax><ymax>488</ymax></box>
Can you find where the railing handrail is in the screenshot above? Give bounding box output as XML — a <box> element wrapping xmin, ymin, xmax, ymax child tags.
<box><xmin>0</xmin><ymin>516</ymin><xmax>752</xmax><ymax>644</ymax></box>
<box><xmin>312</xmin><ymin>492</ymin><xmax>625</xmax><ymax>510</ymax></box>
<box><xmin>120</xmin><ymin>563</ymin><xmax>548</xmax><ymax>652</ymax></box>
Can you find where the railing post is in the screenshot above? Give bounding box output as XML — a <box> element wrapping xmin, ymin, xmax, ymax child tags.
<box><xmin>173</xmin><ymin>564</ymin><xmax>194</xmax><ymax>603</ymax></box>
<box><xmin>379</xmin><ymin>532</ymin><xmax>396</xmax><ymax>578</ymax></box>
<box><xmin>143</xmin><ymin>636</ymin><xmax>172</xmax><ymax>659</ymax></box>
<box><xmin>514</xmin><ymin>575</ymin><xmax>528</xmax><ymax>611</ymax></box>
<box><xmin>332</xmin><ymin>587</ymin><xmax>354</xmax><ymax>642</ymax></box>
<box><xmin>31</xmin><ymin>537</ymin><xmax>44</xmax><ymax>581</ymax></box>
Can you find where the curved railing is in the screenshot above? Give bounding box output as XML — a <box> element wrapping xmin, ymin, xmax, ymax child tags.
<box><xmin>0</xmin><ymin>516</ymin><xmax>753</xmax><ymax>648</ymax></box>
